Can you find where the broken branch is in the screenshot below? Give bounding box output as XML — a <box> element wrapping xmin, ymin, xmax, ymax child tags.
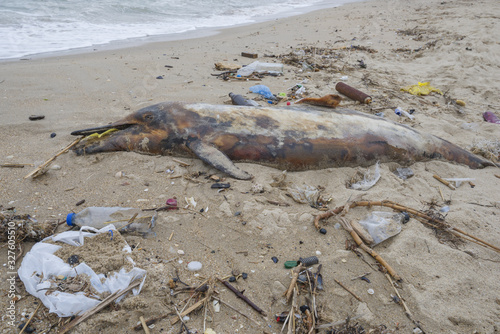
<box><xmin>217</xmin><ymin>277</ymin><xmax>267</xmax><ymax>317</ymax></box>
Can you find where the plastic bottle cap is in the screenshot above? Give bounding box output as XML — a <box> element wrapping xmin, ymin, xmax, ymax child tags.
<box><xmin>66</xmin><ymin>213</ymin><xmax>76</xmax><ymax>226</ymax></box>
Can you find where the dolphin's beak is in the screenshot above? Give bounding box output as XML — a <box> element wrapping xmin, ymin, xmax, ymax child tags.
<box><xmin>71</xmin><ymin>121</ymin><xmax>134</xmax><ymax>136</ymax></box>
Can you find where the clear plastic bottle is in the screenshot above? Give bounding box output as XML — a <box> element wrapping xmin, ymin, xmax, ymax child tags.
<box><xmin>236</xmin><ymin>61</ymin><xmax>283</xmax><ymax>77</ymax></box>
<box><xmin>66</xmin><ymin>207</ymin><xmax>156</xmax><ymax>234</ymax></box>
<box><xmin>229</xmin><ymin>92</ymin><xmax>259</xmax><ymax>106</ymax></box>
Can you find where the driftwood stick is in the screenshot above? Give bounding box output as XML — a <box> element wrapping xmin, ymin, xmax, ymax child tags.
<box><xmin>334</xmin><ymin>279</ymin><xmax>363</xmax><ymax>302</ymax></box>
<box><xmin>386</xmin><ymin>274</ymin><xmax>426</xmax><ymax>333</ymax></box>
<box><xmin>170</xmin><ymin>294</ymin><xmax>210</xmax><ymax>325</ymax></box>
<box><xmin>173</xmin><ymin>305</ymin><xmax>191</xmax><ymax>333</ymax></box>
<box><xmin>285</xmin><ymin>264</ymin><xmax>304</xmax><ymax>302</ymax></box>
<box><xmin>341</xmin><ymin>218</ymin><xmax>401</xmax><ymax>281</ymax></box>
<box><xmin>58</xmin><ymin>279</ymin><xmax>141</xmax><ymax>334</ymax></box>
<box><xmin>212</xmin><ymin>296</ymin><xmax>262</xmax><ymax>327</ymax></box>
<box><xmin>1</xmin><ymin>163</ymin><xmax>34</xmax><ymax>168</ymax></box>
<box><xmin>433</xmin><ymin>174</ymin><xmax>456</xmax><ymax>190</ymax></box>
<box><xmin>139</xmin><ymin>316</ymin><xmax>151</xmax><ymax>334</ymax></box>
<box><xmin>172</xmin><ymin>158</ymin><xmax>191</xmax><ymax>166</ymax></box>
<box><xmin>24</xmin><ymin>138</ymin><xmax>81</xmax><ymax>179</ymax></box>
<box><xmin>132</xmin><ymin>314</ymin><xmax>171</xmax><ymax>331</ymax></box>
<box><xmin>217</xmin><ymin>278</ymin><xmax>266</xmax><ymax>316</ymax></box>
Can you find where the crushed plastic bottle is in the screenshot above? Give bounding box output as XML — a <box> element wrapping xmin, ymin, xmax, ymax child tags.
<box><xmin>66</xmin><ymin>207</ymin><xmax>156</xmax><ymax>234</ymax></box>
<box><xmin>249</xmin><ymin>85</ymin><xmax>276</xmax><ymax>100</ymax></box>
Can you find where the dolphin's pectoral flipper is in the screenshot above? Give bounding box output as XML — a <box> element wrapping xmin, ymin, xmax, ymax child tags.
<box><xmin>187</xmin><ymin>139</ymin><xmax>253</xmax><ymax>180</ymax></box>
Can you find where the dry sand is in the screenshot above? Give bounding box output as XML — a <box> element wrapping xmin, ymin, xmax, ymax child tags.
<box><xmin>1</xmin><ymin>0</ymin><xmax>500</xmax><ymax>333</ymax></box>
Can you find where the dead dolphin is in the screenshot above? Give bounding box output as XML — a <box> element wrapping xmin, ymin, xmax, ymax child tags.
<box><xmin>71</xmin><ymin>102</ymin><xmax>497</xmax><ymax>179</ymax></box>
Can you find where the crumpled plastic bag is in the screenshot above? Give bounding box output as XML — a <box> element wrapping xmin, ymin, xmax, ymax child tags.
<box><xmin>350</xmin><ymin>162</ymin><xmax>381</xmax><ymax>191</ymax></box>
<box><xmin>287</xmin><ymin>184</ymin><xmax>321</xmax><ymax>206</ymax></box>
<box><xmin>401</xmin><ymin>82</ymin><xmax>442</xmax><ymax>96</ymax></box>
<box><xmin>18</xmin><ymin>225</ymin><xmax>146</xmax><ymax>317</ymax></box>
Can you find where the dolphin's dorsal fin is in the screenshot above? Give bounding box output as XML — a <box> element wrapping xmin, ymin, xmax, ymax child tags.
<box><xmin>187</xmin><ymin>139</ymin><xmax>253</xmax><ymax>180</ymax></box>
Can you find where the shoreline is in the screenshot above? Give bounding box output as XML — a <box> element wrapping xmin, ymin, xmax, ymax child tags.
<box><xmin>0</xmin><ymin>0</ymin><xmax>366</xmax><ymax>62</ymax></box>
<box><xmin>1</xmin><ymin>0</ymin><xmax>499</xmax><ymax>332</ymax></box>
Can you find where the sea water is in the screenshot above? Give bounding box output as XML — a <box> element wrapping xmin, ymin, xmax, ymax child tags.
<box><xmin>0</xmin><ymin>0</ymin><xmax>361</xmax><ymax>60</ymax></box>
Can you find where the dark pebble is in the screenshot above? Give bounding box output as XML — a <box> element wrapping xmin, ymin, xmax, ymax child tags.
<box><xmin>156</xmin><ymin>75</ymin><xmax>164</xmax><ymax>79</ymax></box>
<box><xmin>229</xmin><ymin>276</ymin><xmax>236</xmax><ymax>282</ymax></box>
<box><xmin>18</xmin><ymin>323</ymin><xmax>35</xmax><ymax>333</ymax></box>
<box><xmin>234</xmin><ymin>211</ymin><xmax>241</xmax><ymax>216</ymax></box>
<box><xmin>241</xmin><ymin>221</ymin><xmax>246</xmax><ymax>225</ymax></box>
<box><xmin>319</xmin><ymin>228</ymin><xmax>327</xmax><ymax>234</ymax></box>
<box><xmin>68</xmin><ymin>254</ymin><xmax>79</xmax><ymax>265</ymax></box>
<box><xmin>241</xmin><ymin>272</ymin><xmax>248</xmax><ymax>279</ymax></box>
<box><xmin>271</xmin><ymin>256</ymin><xmax>278</xmax><ymax>263</ymax></box>
<box><xmin>75</xmin><ymin>199</ymin><xmax>85</xmax><ymax>206</ymax></box>
<box><xmin>299</xmin><ymin>305</ymin><xmax>310</xmax><ymax>313</ymax></box>
<box><xmin>29</xmin><ymin>115</ymin><xmax>45</xmax><ymax>121</ymax></box>
<box><xmin>401</xmin><ymin>212</ymin><xmax>410</xmax><ymax>224</ymax></box>
<box><xmin>50</xmin><ymin>132</ymin><xmax>56</xmax><ymax>138</ymax></box>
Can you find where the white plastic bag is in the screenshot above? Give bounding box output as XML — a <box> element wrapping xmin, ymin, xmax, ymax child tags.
<box><xmin>18</xmin><ymin>225</ymin><xmax>146</xmax><ymax>317</ymax></box>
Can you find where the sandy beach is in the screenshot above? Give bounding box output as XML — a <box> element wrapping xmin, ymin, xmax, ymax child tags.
<box><xmin>1</xmin><ymin>0</ymin><xmax>500</xmax><ymax>333</ymax></box>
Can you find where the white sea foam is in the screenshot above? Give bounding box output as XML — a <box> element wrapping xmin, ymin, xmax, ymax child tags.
<box><xmin>0</xmin><ymin>0</ymin><xmax>362</xmax><ymax>59</ymax></box>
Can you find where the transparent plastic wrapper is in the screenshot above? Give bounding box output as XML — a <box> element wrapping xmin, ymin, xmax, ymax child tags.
<box><xmin>18</xmin><ymin>225</ymin><xmax>146</xmax><ymax>317</ymax></box>
<box><xmin>350</xmin><ymin>162</ymin><xmax>381</xmax><ymax>191</ymax></box>
<box><xmin>358</xmin><ymin>211</ymin><xmax>404</xmax><ymax>245</ymax></box>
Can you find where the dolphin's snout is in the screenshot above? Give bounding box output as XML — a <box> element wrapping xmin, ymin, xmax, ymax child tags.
<box><xmin>71</xmin><ymin>123</ymin><xmax>133</xmax><ymax>136</ymax></box>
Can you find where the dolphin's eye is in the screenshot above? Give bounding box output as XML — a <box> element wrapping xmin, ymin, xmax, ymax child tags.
<box><xmin>144</xmin><ymin>114</ymin><xmax>154</xmax><ymax>121</ymax></box>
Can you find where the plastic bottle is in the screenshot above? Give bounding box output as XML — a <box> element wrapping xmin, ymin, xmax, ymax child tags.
<box><xmin>236</xmin><ymin>61</ymin><xmax>283</xmax><ymax>77</ymax></box>
<box><xmin>229</xmin><ymin>93</ymin><xmax>259</xmax><ymax>106</ymax></box>
<box><xmin>66</xmin><ymin>207</ymin><xmax>156</xmax><ymax>234</ymax></box>
<box><xmin>249</xmin><ymin>85</ymin><xmax>276</xmax><ymax>100</ymax></box>
<box><xmin>395</xmin><ymin>107</ymin><xmax>415</xmax><ymax>120</ymax></box>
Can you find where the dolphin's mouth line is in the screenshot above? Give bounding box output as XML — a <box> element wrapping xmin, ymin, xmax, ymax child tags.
<box><xmin>71</xmin><ymin>123</ymin><xmax>134</xmax><ymax>136</ymax></box>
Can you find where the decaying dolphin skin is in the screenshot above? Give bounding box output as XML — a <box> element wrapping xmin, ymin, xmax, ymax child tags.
<box><xmin>71</xmin><ymin>102</ymin><xmax>497</xmax><ymax>179</ymax></box>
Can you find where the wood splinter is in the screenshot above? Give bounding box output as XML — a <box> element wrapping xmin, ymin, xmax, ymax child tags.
<box><xmin>334</xmin><ymin>278</ymin><xmax>363</xmax><ymax>302</ymax></box>
<box><xmin>24</xmin><ymin>138</ymin><xmax>81</xmax><ymax>179</ymax></box>
<box><xmin>433</xmin><ymin>174</ymin><xmax>456</xmax><ymax>190</ymax></box>
<box><xmin>284</xmin><ymin>264</ymin><xmax>304</xmax><ymax>302</ymax></box>
<box><xmin>217</xmin><ymin>277</ymin><xmax>267</xmax><ymax>317</ymax></box>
